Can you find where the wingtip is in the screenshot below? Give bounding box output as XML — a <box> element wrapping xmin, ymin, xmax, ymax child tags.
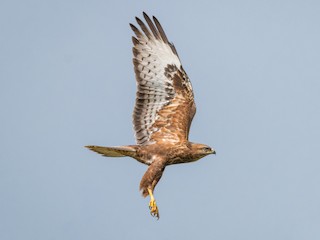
<box><xmin>132</xmin><ymin>36</ymin><xmax>139</xmax><ymax>45</ymax></box>
<box><xmin>135</xmin><ymin>16</ymin><xmax>142</xmax><ymax>24</ymax></box>
<box><xmin>152</xmin><ymin>15</ymin><xmax>159</xmax><ymax>23</ymax></box>
<box><xmin>142</xmin><ymin>12</ymin><xmax>151</xmax><ymax>20</ymax></box>
<box><xmin>129</xmin><ymin>23</ymin><xmax>136</xmax><ymax>31</ymax></box>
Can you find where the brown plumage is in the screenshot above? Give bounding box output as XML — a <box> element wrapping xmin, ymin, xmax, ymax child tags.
<box><xmin>85</xmin><ymin>12</ymin><xmax>216</xmax><ymax>219</ymax></box>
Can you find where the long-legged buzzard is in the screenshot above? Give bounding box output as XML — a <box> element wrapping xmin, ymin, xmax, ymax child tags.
<box><xmin>86</xmin><ymin>12</ymin><xmax>216</xmax><ymax>219</ymax></box>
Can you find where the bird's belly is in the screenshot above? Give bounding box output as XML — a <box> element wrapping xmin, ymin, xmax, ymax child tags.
<box><xmin>166</xmin><ymin>157</ymin><xmax>197</xmax><ymax>165</ymax></box>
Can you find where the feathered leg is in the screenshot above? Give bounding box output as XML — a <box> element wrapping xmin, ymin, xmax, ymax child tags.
<box><xmin>140</xmin><ymin>159</ymin><xmax>166</xmax><ymax>219</ymax></box>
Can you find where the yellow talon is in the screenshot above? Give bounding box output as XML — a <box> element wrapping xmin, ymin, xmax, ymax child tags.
<box><xmin>148</xmin><ymin>188</ymin><xmax>159</xmax><ymax>219</ymax></box>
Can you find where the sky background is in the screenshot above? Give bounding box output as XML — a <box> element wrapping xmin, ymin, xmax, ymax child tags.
<box><xmin>1</xmin><ymin>0</ymin><xmax>320</xmax><ymax>239</ymax></box>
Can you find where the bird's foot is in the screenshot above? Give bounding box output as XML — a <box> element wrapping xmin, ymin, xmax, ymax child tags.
<box><xmin>149</xmin><ymin>199</ymin><xmax>159</xmax><ymax>219</ymax></box>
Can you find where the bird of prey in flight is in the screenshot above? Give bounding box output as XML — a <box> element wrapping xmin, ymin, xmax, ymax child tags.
<box><xmin>86</xmin><ymin>12</ymin><xmax>216</xmax><ymax>219</ymax></box>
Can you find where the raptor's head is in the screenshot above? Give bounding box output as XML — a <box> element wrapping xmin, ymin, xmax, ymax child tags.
<box><xmin>190</xmin><ymin>143</ymin><xmax>216</xmax><ymax>160</ymax></box>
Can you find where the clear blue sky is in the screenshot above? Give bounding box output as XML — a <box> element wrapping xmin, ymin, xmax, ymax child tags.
<box><xmin>1</xmin><ymin>0</ymin><xmax>320</xmax><ymax>239</ymax></box>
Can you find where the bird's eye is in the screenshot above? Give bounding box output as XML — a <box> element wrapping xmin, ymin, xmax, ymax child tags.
<box><xmin>203</xmin><ymin>147</ymin><xmax>211</xmax><ymax>152</ymax></box>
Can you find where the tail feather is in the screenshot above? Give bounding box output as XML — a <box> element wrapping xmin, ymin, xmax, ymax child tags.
<box><xmin>85</xmin><ymin>145</ymin><xmax>137</xmax><ymax>157</ymax></box>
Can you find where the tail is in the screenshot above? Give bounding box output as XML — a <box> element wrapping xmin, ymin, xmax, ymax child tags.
<box><xmin>85</xmin><ymin>145</ymin><xmax>137</xmax><ymax>158</ymax></box>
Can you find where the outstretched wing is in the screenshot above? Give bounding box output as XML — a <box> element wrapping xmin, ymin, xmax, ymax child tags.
<box><xmin>131</xmin><ymin>12</ymin><xmax>196</xmax><ymax>145</ymax></box>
